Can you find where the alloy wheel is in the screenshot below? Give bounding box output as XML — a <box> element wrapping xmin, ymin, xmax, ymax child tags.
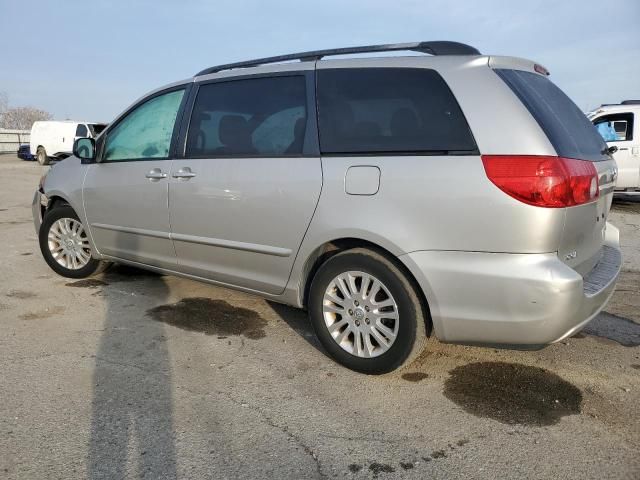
<box><xmin>322</xmin><ymin>270</ymin><xmax>399</xmax><ymax>358</ymax></box>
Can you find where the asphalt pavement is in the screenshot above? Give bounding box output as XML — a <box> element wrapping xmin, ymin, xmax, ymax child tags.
<box><xmin>1</xmin><ymin>154</ymin><xmax>639</xmax><ymax>479</ymax></box>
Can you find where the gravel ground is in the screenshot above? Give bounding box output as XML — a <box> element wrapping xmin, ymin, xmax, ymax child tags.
<box><xmin>1</xmin><ymin>154</ymin><xmax>639</xmax><ymax>479</ymax></box>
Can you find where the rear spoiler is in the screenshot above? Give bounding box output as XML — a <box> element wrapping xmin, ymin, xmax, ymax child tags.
<box><xmin>488</xmin><ymin>56</ymin><xmax>550</xmax><ymax>76</ymax></box>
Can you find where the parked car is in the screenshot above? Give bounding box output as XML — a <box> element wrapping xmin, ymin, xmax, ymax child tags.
<box><xmin>30</xmin><ymin>121</ymin><xmax>107</xmax><ymax>165</ymax></box>
<box><xmin>17</xmin><ymin>144</ymin><xmax>35</xmax><ymax>161</ymax></box>
<box><xmin>32</xmin><ymin>42</ymin><xmax>621</xmax><ymax>374</ymax></box>
<box><xmin>588</xmin><ymin>101</ymin><xmax>640</xmax><ymax>193</ymax></box>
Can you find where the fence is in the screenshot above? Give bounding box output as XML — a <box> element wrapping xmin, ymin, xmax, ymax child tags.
<box><xmin>0</xmin><ymin>129</ymin><xmax>31</xmax><ymax>153</ymax></box>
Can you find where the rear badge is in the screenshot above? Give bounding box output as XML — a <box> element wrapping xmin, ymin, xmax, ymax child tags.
<box><xmin>564</xmin><ymin>251</ymin><xmax>578</xmax><ymax>261</ymax></box>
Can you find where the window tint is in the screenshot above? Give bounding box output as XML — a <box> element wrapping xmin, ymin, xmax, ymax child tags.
<box><xmin>75</xmin><ymin>124</ymin><xmax>88</xmax><ymax>137</ymax></box>
<box><xmin>104</xmin><ymin>89</ymin><xmax>185</xmax><ymax>162</ymax></box>
<box><xmin>186</xmin><ymin>76</ymin><xmax>307</xmax><ymax>157</ymax></box>
<box><xmin>496</xmin><ymin>69</ymin><xmax>608</xmax><ymax>161</ymax></box>
<box><xmin>317</xmin><ymin>68</ymin><xmax>477</xmax><ymax>154</ymax></box>
<box><xmin>593</xmin><ymin>113</ymin><xmax>634</xmax><ymax>142</ymax></box>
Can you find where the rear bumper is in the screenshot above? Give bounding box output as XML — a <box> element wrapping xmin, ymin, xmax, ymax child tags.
<box><xmin>399</xmin><ymin>223</ymin><xmax>622</xmax><ymax>346</ymax></box>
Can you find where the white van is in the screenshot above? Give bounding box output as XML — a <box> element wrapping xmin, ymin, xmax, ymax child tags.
<box><xmin>588</xmin><ymin>100</ymin><xmax>640</xmax><ymax>193</ymax></box>
<box><xmin>30</xmin><ymin>121</ymin><xmax>107</xmax><ymax>165</ymax></box>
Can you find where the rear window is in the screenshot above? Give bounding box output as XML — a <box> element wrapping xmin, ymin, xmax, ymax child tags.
<box><xmin>317</xmin><ymin>68</ymin><xmax>477</xmax><ymax>155</ymax></box>
<box><xmin>496</xmin><ymin>69</ymin><xmax>608</xmax><ymax>161</ymax></box>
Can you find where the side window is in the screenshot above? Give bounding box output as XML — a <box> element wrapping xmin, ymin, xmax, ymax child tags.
<box><xmin>75</xmin><ymin>124</ymin><xmax>88</xmax><ymax>137</ymax></box>
<box><xmin>104</xmin><ymin>89</ymin><xmax>185</xmax><ymax>162</ymax></box>
<box><xmin>593</xmin><ymin>113</ymin><xmax>634</xmax><ymax>142</ymax></box>
<box><xmin>186</xmin><ymin>76</ymin><xmax>307</xmax><ymax>157</ymax></box>
<box><xmin>317</xmin><ymin>68</ymin><xmax>477</xmax><ymax>154</ymax></box>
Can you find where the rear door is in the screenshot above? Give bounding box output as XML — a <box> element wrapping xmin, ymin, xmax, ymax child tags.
<box><xmin>593</xmin><ymin>112</ymin><xmax>639</xmax><ymax>189</ymax></box>
<box><xmin>168</xmin><ymin>72</ymin><xmax>321</xmax><ymax>294</ymax></box>
<box><xmin>83</xmin><ymin>87</ymin><xmax>187</xmax><ymax>268</ymax></box>
<box><xmin>496</xmin><ymin>69</ymin><xmax>618</xmax><ymax>275</ymax></box>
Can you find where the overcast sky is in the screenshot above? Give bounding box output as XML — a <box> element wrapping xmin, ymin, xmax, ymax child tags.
<box><xmin>1</xmin><ymin>0</ymin><xmax>638</xmax><ymax>122</ymax></box>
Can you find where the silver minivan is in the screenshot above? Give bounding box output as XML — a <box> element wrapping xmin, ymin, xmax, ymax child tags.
<box><xmin>33</xmin><ymin>42</ymin><xmax>621</xmax><ymax>373</ymax></box>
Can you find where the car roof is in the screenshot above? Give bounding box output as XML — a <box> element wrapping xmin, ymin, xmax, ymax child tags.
<box><xmin>588</xmin><ymin>103</ymin><xmax>640</xmax><ymax>117</ymax></box>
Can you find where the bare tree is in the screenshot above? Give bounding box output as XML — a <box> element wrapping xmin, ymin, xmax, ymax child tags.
<box><xmin>0</xmin><ymin>106</ymin><xmax>53</xmax><ymax>130</ymax></box>
<box><xmin>0</xmin><ymin>92</ymin><xmax>7</xmax><ymax>115</ymax></box>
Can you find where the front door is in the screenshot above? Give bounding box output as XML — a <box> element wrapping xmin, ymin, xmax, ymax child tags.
<box><xmin>83</xmin><ymin>88</ymin><xmax>186</xmax><ymax>268</ymax></box>
<box><xmin>168</xmin><ymin>73</ymin><xmax>321</xmax><ymax>295</ymax></box>
<box><xmin>594</xmin><ymin>112</ymin><xmax>639</xmax><ymax>189</ymax></box>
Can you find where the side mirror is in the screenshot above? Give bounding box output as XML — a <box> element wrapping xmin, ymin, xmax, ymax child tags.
<box><xmin>608</xmin><ymin>145</ymin><xmax>618</xmax><ymax>155</ymax></box>
<box><xmin>73</xmin><ymin>137</ymin><xmax>96</xmax><ymax>162</ymax></box>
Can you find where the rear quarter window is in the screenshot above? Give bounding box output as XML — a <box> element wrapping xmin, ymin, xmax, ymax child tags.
<box><xmin>317</xmin><ymin>68</ymin><xmax>477</xmax><ymax>155</ymax></box>
<box><xmin>496</xmin><ymin>69</ymin><xmax>608</xmax><ymax>161</ymax></box>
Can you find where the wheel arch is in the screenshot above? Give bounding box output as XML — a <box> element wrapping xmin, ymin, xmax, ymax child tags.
<box><xmin>299</xmin><ymin>237</ymin><xmax>433</xmax><ymax>337</ymax></box>
<box><xmin>45</xmin><ymin>194</ymin><xmax>71</xmax><ymax>213</ymax></box>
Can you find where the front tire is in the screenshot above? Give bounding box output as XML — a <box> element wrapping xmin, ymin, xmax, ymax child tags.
<box><xmin>309</xmin><ymin>248</ymin><xmax>428</xmax><ymax>374</ymax></box>
<box><xmin>39</xmin><ymin>205</ymin><xmax>105</xmax><ymax>278</ymax></box>
<box><xmin>36</xmin><ymin>147</ymin><xmax>50</xmax><ymax>166</ymax></box>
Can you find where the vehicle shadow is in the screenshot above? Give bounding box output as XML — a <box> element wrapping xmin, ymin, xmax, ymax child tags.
<box><xmin>266</xmin><ymin>300</ymin><xmax>326</xmax><ymax>354</ymax></box>
<box><xmin>582</xmin><ymin>312</ymin><xmax>640</xmax><ymax>347</ymax></box>
<box><xmin>87</xmin><ymin>236</ymin><xmax>177</xmax><ymax>479</ymax></box>
<box><xmin>611</xmin><ymin>193</ymin><xmax>640</xmax><ymax>213</ymax></box>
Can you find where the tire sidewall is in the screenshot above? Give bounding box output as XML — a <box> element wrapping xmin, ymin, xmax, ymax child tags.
<box><xmin>39</xmin><ymin>206</ymin><xmax>100</xmax><ymax>278</ymax></box>
<box><xmin>37</xmin><ymin>147</ymin><xmax>49</xmax><ymax>166</ymax></box>
<box><xmin>309</xmin><ymin>250</ymin><xmax>419</xmax><ymax>374</ymax></box>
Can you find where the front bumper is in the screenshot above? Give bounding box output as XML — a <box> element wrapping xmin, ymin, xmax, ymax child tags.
<box><xmin>399</xmin><ymin>223</ymin><xmax>622</xmax><ymax>346</ymax></box>
<box><xmin>32</xmin><ymin>189</ymin><xmax>47</xmax><ymax>234</ymax></box>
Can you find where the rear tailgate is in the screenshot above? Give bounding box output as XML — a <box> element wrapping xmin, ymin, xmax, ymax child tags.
<box><xmin>559</xmin><ymin>160</ymin><xmax>617</xmax><ymax>275</ymax></box>
<box><xmin>494</xmin><ymin>67</ymin><xmax>618</xmax><ymax>275</ymax></box>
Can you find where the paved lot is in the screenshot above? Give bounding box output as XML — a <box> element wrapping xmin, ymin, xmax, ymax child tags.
<box><xmin>1</xmin><ymin>154</ymin><xmax>639</xmax><ymax>479</ymax></box>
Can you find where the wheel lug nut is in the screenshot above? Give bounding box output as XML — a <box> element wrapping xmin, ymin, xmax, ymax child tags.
<box><xmin>348</xmin><ymin>309</ymin><xmax>354</xmax><ymax>315</ymax></box>
<box><xmin>365</xmin><ymin>306</ymin><xmax>370</xmax><ymax>312</ymax></box>
<box><xmin>365</xmin><ymin>318</ymin><xmax>370</xmax><ymax>324</ymax></box>
<box><xmin>355</xmin><ymin>320</ymin><xmax>360</xmax><ymax>326</ymax></box>
<box><xmin>354</xmin><ymin>301</ymin><xmax>359</xmax><ymax>307</ymax></box>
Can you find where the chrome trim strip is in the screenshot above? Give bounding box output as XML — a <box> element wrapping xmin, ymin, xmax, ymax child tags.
<box><xmin>600</xmin><ymin>185</ymin><xmax>615</xmax><ymax>196</ymax></box>
<box><xmin>171</xmin><ymin>232</ymin><xmax>292</xmax><ymax>257</ymax></box>
<box><xmin>91</xmin><ymin>223</ymin><xmax>292</xmax><ymax>257</ymax></box>
<box><xmin>91</xmin><ymin>223</ymin><xmax>171</xmax><ymax>240</ymax></box>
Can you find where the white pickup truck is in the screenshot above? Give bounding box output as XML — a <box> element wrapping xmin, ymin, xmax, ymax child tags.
<box><xmin>30</xmin><ymin>121</ymin><xmax>107</xmax><ymax>165</ymax></box>
<box><xmin>588</xmin><ymin>100</ymin><xmax>640</xmax><ymax>193</ymax></box>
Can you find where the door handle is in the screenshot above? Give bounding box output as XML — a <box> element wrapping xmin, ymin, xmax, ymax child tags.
<box><xmin>173</xmin><ymin>167</ymin><xmax>196</xmax><ymax>179</ymax></box>
<box><xmin>145</xmin><ymin>168</ymin><xmax>167</xmax><ymax>180</ymax></box>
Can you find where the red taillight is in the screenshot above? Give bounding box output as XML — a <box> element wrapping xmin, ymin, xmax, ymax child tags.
<box><xmin>481</xmin><ymin>155</ymin><xmax>599</xmax><ymax>208</ymax></box>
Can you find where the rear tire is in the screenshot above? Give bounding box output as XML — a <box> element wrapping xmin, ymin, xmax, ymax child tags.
<box><xmin>36</xmin><ymin>147</ymin><xmax>50</xmax><ymax>166</ymax></box>
<box><xmin>308</xmin><ymin>248</ymin><xmax>428</xmax><ymax>374</ymax></box>
<box><xmin>39</xmin><ymin>205</ymin><xmax>106</xmax><ymax>278</ymax></box>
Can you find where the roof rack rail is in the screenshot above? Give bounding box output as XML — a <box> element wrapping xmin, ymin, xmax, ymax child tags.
<box><xmin>195</xmin><ymin>41</ymin><xmax>480</xmax><ymax>77</ymax></box>
<box><xmin>621</xmin><ymin>100</ymin><xmax>640</xmax><ymax>105</ymax></box>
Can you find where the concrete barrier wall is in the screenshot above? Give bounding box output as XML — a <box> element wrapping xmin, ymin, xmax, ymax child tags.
<box><xmin>0</xmin><ymin>129</ymin><xmax>31</xmax><ymax>153</ymax></box>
